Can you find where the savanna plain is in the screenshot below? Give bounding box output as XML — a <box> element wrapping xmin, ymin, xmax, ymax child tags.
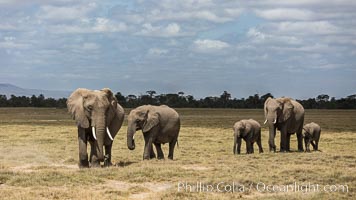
<box><xmin>0</xmin><ymin>108</ymin><xmax>355</xmax><ymax>199</ymax></box>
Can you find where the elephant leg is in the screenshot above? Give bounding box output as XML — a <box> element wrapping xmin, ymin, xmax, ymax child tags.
<box><xmin>311</xmin><ymin>141</ymin><xmax>317</xmax><ymax>151</ymax></box>
<box><xmin>280</xmin><ymin>128</ymin><xmax>288</xmax><ymax>153</ymax></box>
<box><xmin>154</xmin><ymin>143</ymin><xmax>164</xmax><ymax>159</ymax></box>
<box><xmin>104</xmin><ymin>143</ymin><xmax>113</xmax><ymax>167</ymax></box>
<box><xmin>168</xmin><ymin>137</ymin><xmax>178</xmax><ymax>160</ymax></box>
<box><xmin>150</xmin><ymin>147</ymin><xmax>156</xmax><ymax>159</ymax></box>
<box><xmin>89</xmin><ymin>143</ymin><xmax>101</xmax><ymax>167</ymax></box>
<box><xmin>89</xmin><ymin>142</ymin><xmax>101</xmax><ymax>167</ymax></box>
<box><xmin>296</xmin><ymin>130</ymin><xmax>304</xmax><ymax>152</ymax></box>
<box><xmin>257</xmin><ymin>137</ymin><xmax>263</xmax><ymax>153</ymax></box>
<box><xmin>286</xmin><ymin>134</ymin><xmax>291</xmax><ymax>152</ymax></box>
<box><xmin>304</xmin><ymin>139</ymin><xmax>311</xmax><ymax>152</ymax></box>
<box><xmin>315</xmin><ymin>141</ymin><xmax>319</xmax><ymax>151</ymax></box>
<box><xmin>268</xmin><ymin>127</ymin><xmax>276</xmax><ymax>152</ymax></box>
<box><xmin>143</xmin><ymin>133</ymin><xmax>154</xmax><ymax>160</ymax></box>
<box><xmin>246</xmin><ymin>141</ymin><xmax>252</xmax><ymax>154</ymax></box>
<box><xmin>251</xmin><ymin>142</ymin><xmax>255</xmax><ymax>154</ymax></box>
<box><xmin>237</xmin><ymin>138</ymin><xmax>242</xmax><ymax>154</ymax></box>
<box><xmin>78</xmin><ymin>128</ymin><xmax>89</xmax><ymax>168</ymax></box>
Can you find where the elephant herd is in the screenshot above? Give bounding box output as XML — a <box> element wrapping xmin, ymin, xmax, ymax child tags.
<box><xmin>67</xmin><ymin>88</ymin><xmax>321</xmax><ymax>168</ymax></box>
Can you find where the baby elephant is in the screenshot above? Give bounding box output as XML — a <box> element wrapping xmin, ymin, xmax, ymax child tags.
<box><xmin>303</xmin><ymin>122</ymin><xmax>321</xmax><ymax>152</ymax></box>
<box><xmin>233</xmin><ymin>119</ymin><xmax>263</xmax><ymax>154</ymax></box>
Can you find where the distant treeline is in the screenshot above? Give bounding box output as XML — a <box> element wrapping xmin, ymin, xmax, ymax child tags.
<box><xmin>1</xmin><ymin>92</ymin><xmax>356</xmax><ymax>109</ymax></box>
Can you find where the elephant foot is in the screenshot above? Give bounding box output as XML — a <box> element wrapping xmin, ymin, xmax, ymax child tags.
<box><xmin>79</xmin><ymin>160</ymin><xmax>89</xmax><ymax>168</ymax></box>
<box><xmin>104</xmin><ymin>155</ymin><xmax>112</xmax><ymax>167</ymax></box>
<box><xmin>143</xmin><ymin>155</ymin><xmax>151</xmax><ymax>160</ymax></box>
<box><xmin>298</xmin><ymin>149</ymin><xmax>304</xmax><ymax>152</ymax></box>
<box><xmin>157</xmin><ymin>156</ymin><xmax>164</xmax><ymax>160</ymax></box>
<box><xmin>280</xmin><ymin>150</ymin><xmax>288</xmax><ymax>153</ymax></box>
<box><xmin>90</xmin><ymin>161</ymin><xmax>101</xmax><ymax>168</ymax></box>
<box><xmin>269</xmin><ymin>147</ymin><xmax>276</xmax><ymax>152</ymax></box>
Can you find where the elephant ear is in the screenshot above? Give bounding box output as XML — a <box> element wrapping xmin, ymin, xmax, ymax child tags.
<box><xmin>67</xmin><ymin>88</ymin><xmax>90</xmax><ymax>128</ymax></box>
<box><xmin>264</xmin><ymin>97</ymin><xmax>272</xmax><ymax>119</ymax></box>
<box><xmin>101</xmin><ymin>88</ymin><xmax>117</xmax><ymax>109</ymax></box>
<box><xmin>281</xmin><ymin>98</ymin><xmax>294</xmax><ymax>122</ymax></box>
<box><xmin>143</xmin><ymin>110</ymin><xmax>160</xmax><ymax>133</ymax></box>
<box><xmin>243</xmin><ymin>122</ymin><xmax>252</xmax><ymax>136</ymax></box>
<box><xmin>101</xmin><ymin>88</ymin><xmax>118</xmax><ymax>123</ymax></box>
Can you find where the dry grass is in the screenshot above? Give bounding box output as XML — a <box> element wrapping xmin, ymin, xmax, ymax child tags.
<box><xmin>0</xmin><ymin>108</ymin><xmax>355</xmax><ymax>199</ymax></box>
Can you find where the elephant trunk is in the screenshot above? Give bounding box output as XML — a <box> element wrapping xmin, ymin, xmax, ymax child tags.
<box><xmin>92</xmin><ymin>111</ymin><xmax>106</xmax><ymax>162</ymax></box>
<box><xmin>266</xmin><ymin>111</ymin><xmax>277</xmax><ymax>125</ymax></box>
<box><xmin>233</xmin><ymin>134</ymin><xmax>238</xmax><ymax>154</ymax></box>
<box><xmin>127</xmin><ymin>121</ymin><xmax>136</xmax><ymax>150</ymax></box>
<box><xmin>95</xmin><ymin>126</ymin><xmax>105</xmax><ymax>161</ymax></box>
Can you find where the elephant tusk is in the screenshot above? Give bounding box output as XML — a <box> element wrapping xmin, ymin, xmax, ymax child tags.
<box><xmin>264</xmin><ymin>119</ymin><xmax>268</xmax><ymax>124</ymax></box>
<box><xmin>92</xmin><ymin>126</ymin><xmax>97</xmax><ymax>140</ymax></box>
<box><xmin>106</xmin><ymin>127</ymin><xmax>114</xmax><ymax>141</ymax></box>
<box><xmin>273</xmin><ymin>118</ymin><xmax>277</xmax><ymax>124</ymax></box>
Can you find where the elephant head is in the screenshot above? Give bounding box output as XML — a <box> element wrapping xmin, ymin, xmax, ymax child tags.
<box><xmin>264</xmin><ymin>97</ymin><xmax>294</xmax><ymax>125</ymax></box>
<box><xmin>127</xmin><ymin>106</ymin><xmax>160</xmax><ymax>150</ymax></box>
<box><xmin>233</xmin><ymin>120</ymin><xmax>251</xmax><ymax>154</ymax></box>
<box><xmin>67</xmin><ymin>88</ymin><xmax>118</xmax><ymax>161</ymax></box>
<box><xmin>302</xmin><ymin>124</ymin><xmax>314</xmax><ymax>139</ymax></box>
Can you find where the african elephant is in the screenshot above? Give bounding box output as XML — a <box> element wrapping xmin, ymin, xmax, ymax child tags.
<box><xmin>303</xmin><ymin>122</ymin><xmax>321</xmax><ymax>152</ymax></box>
<box><xmin>264</xmin><ymin>97</ymin><xmax>305</xmax><ymax>152</ymax></box>
<box><xmin>127</xmin><ymin>105</ymin><xmax>180</xmax><ymax>160</ymax></box>
<box><xmin>233</xmin><ymin>119</ymin><xmax>263</xmax><ymax>154</ymax></box>
<box><xmin>67</xmin><ymin>88</ymin><xmax>124</xmax><ymax>168</ymax></box>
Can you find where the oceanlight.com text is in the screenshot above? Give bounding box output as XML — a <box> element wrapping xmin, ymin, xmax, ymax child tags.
<box><xmin>177</xmin><ymin>182</ymin><xmax>349</xmax><ymax>194</ymax></box>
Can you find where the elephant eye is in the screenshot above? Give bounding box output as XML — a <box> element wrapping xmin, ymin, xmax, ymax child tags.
<box><xmin>87</xmin><ymin>105</ymin><xmax>93</xmax><ymax>111</ymax></box>
<box><xmin>136</xmin><ymin>119</ymin><xmax>140</xmax><ymax>123</ymax></box>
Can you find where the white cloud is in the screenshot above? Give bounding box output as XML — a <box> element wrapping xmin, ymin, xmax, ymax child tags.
<box><xmin>224</xmin><ymin>8</ymin><xmax>244</xmax><ymax>17</ymax></box>
<box><xmin>62</xmin><ymin>42</ymin><xmax>100</xmax><ymax>52</ymax></box>
<box><xmin>92</xmin><ymin>18</ymin><xmax>127</xmax><ymax>32</ymax></box>
<box><xmin>274</xmin><ymin>21</ymin><xmax>340</xmax><ymax>35</ymax></box>
<box><xmin>38</xmin><ymin>3</ymin><xmax>97</xmax><ymax>21</ymax></box>
<box><xmin>0</xmin><ymin>24</ymin><xmax>19</xmax><ymax>31</ymax></box>
<box><xmin>255</xmin><ymin>8</ymin><xmax>314</xmax><ymax>20</ymax></box>
<box><xmin>49</xmin><ymin>18</ymin><xmax>127</xmax><ymax>34</ymax></box>
<box><xmin>194</xmin><ymin>39</ymin><xmax>230</xmax><ymax>52</ymax></box>
<box><xmin>247</xmin><ymin>28</ymin><xmax>302</xmax><ymax>45</ymax></box>
<box><xmin>136</xmin><ymin>23</ymin><xmax>183</xmax><ymax>37</ymax></box>
<box><xmin>0</xmin><ymin>37</ymin><xmax>30</xmax><ymax>49</ymax></box>
<box><xmin>148</xmin><ymin>48</ymin><xmax>169</xmax><ymax>56</ymax></box>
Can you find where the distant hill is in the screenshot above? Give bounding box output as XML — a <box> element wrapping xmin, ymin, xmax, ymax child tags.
<box><xmin>0</xmin><ymin>83</ymin><xmax>70</xmax><ymax>99</ymax></box>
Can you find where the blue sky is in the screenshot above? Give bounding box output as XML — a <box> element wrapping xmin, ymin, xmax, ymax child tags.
<box><xmin>0</xmin><ymin>0</ymin><xmax>355</xmax><ymax>99</ymax></box>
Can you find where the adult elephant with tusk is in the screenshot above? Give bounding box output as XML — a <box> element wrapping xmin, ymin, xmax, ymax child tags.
<box><xmin>127</xmin><ymin>105</ymin><xmax>180</xmax><ymax>160</ymax></box>
<box><xmin>264</xmin><ymin>97</ymin><xmax>305</xmax><ymax>152</ymax></box>
<box><xmin>67</xmin><ymin>88</ymin><xmax>124</xmax><ymax>168</ymax></box>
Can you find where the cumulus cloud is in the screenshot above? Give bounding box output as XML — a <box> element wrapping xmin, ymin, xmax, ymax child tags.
<box><xmin>49</xmin><ymin>18</ymin><xmax>127</xmax><ymax>34</ymax></box>
<box><xmin>274</xmin><ymin>21</ymin><xmax>340</xmax><ymax>35</ymax></box>
<box><xmin>194</xmin><ymin>39</ymin><xmax>230</xmax><ymax>52</ymax></box>
<box><xmin>0</xmin><ymin>0</ymin><xmax>355</xmax><ymax>98</ymax></box>
<box><xmin>136</xmin><ymin>23</ymin><xmax>183</xmax><ymax>37</ymax></box>
<box><xmin>247</xmin><ymin>28</ymin><xmax>302</xmax><ymax>45</ymax></box>
<box><xmin>254</xmin><ymin>8</ymin><xmax>314</xmax><ymax>20</ymax></box>
<box><xmin>147</xmin><ymin>48</ymin><xmax>169</xmax><ymax>56</ymax></box>
<box><xmin>38</xmin><ymin>3</ymin><xmax>97</xmax><ymax>21</ymax></box>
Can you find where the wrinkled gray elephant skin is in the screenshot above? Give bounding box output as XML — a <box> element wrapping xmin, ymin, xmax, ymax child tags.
<box><xmin>67</xmin><ymin>88</ymin><xmax>124</xmax><ymax>168</ymax></box>
<box><xmin>127</xmin><ymin>105</ymin><xmax>180</xmax><ymax>160</ymax></box>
